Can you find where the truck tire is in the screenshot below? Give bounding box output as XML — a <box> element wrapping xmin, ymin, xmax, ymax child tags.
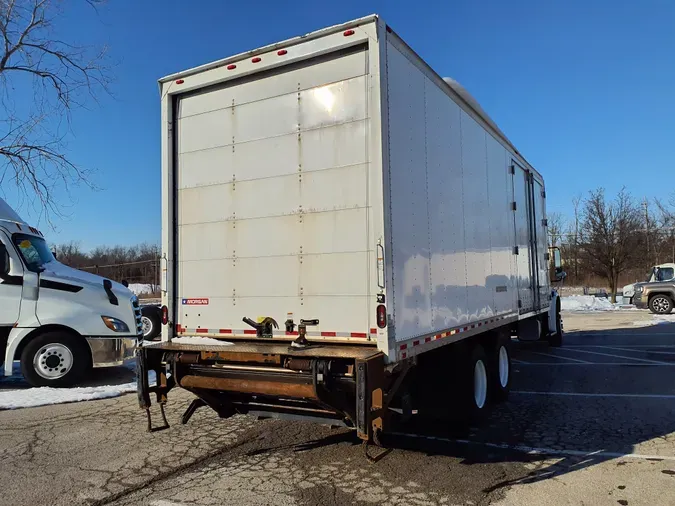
<box><xmin>648</xmin><ymin>295</ymin><xmax>674</xmax><ymax>315</ymax></box>
<box><xmin>20</xmin><ymin>331</ymin><xmax>90</xmax><ymax>388</ymax></box>
<box><xmin>461</xmin><ymin>344</ymin><xmax>491</xmax><ymax>424</ymax></box>
<box><xmin>548</xmin><ymin>298</ymin><xmax>563</xmax><ymax>347</ymax></box>
<box><xmin>490</xmin><ymin>334</ymin><xmax>511</xmax><ymax>402</ymax></box>
<box><xmin>141</xmin><ymin>306</ymin><xmax>162</xmax><ymax>341</ymax></box>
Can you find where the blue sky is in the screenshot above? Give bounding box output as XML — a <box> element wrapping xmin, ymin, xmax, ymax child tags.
<box><xmin>4</xmin><ymin>0</ymin><xmax>675</xmax><ymax>249</ymax></box>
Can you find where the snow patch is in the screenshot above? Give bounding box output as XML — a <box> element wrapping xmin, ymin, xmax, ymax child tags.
<box><xmin>633</xmin><ymin>314</ymin><xmax>675</xmax><ymax>327</ymax></box>
<box><xmin>0</xmin><ymin>369</ymin><xmax>155</xmax><ymax>411</ymax></box>
<box><xmin>171</xmin><ymin>336</ymin><xmax>234</xmax><ymax>346</ymax></box>
<box><xmin>561</xmin><ymin>296</ymin><xmax>616</xmax><ymax>312</ymax></box>
<box><xmin>0</xmin><ymin>383</ymin><xmax>137</xmax><ymax>410</ymax></box>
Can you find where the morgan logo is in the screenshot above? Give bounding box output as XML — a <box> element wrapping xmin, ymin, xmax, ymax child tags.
<box><xmin>182</xmin><ymin>298</ymin><xmax>209</xmax><ymax>305</ymax></box>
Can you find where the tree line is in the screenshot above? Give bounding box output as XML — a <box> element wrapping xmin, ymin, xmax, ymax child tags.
<box><xmin>548</xmin><ymin>188</ymin><xmax>675</xmax><ymax>301</ymax></box>
<box><xmin>52</xmin><ymin>242</ymin><xmax>160</xmax><ymax>289</ymax></box>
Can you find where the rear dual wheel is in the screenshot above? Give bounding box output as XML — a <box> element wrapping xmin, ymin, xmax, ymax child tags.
<box><xmin>410</xmin><ymin>336</ymin><xmax>512</xmax><ymax>428</ymax></box>
<box><xmin>465</xmin><ymin>338</ymin><xmax>511</xmax><ymax>422</ymax></box>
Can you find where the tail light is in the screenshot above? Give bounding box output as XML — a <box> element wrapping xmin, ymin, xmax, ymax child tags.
<box><xmin>377</xmin><ymin>305</ymin><xmax>387</xmax><ymax>328</ymax></box>
<box><xmin>161</xmin><ymin>305</ymin><xmax>168</xmax><ymax>325</ymax></box>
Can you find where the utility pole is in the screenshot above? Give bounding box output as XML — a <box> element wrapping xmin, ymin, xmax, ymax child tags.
<box><xmin>643</xmin><ymin>199</ymin><xmax>652</xmax><ymax>266</ymax></box>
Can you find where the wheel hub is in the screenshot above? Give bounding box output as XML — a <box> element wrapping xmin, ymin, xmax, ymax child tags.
<box><xmin>498</xmin><ymin>346</ymin><xmax>509</xmax><ymax>388</ymax></box>
<box><xmin>34</xmin><ymin>343</ymin><xmax>74</xmax><ymax>380</ymax></box>
<box><xmin>653</xmin><ymin>297</ymin><xmax>669</xmax><ymax>313</ymax></box>
<box><xmin>474</xmin><ymin>360</ymin><xmax>487</xmax><ymax>409</ymax></box>
<box><xmin>142</xmin><ymin>316</ymin><xmax>152</xmax><ymax>336</ymax></box>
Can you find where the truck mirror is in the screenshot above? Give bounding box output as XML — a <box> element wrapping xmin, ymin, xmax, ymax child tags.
<box><xmin>550</xmin><ymin>247</ymin><xmax>566</xmax><ymax>282</ymax></box>
<box><xmin>0</xmin><ymin>243</ymin><xmax>8</xmax><ymax>274</ymax></box>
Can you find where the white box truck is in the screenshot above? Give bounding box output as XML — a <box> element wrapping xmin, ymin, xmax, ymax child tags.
<box><xmin>1</xmin><ymin>198</ymin><xmax>140</xmax><ymax>387</ymax></box>
<box><xmin>138</xmin><ymin>15</ymin><xmax>563</xmax><ymax>440</ymax></box>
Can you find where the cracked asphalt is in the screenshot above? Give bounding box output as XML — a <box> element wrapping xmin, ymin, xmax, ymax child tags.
<box><xmin>1</xmin><ymin>311</ymin><xmax>674</xmax><ymax>506</ymax></box>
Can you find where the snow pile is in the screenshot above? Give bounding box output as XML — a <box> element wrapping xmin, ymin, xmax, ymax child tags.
<box><xmin>0</xmin><ymin>383</ymin><xmax>137</xmax><ymax>410</ymax></box>
<box><xmin>0</xmin><ymin>369</ymin><xmax>156</xmax><ymax>410</ymax></box>
<box><xmin>128</xmin><ymin>283</ymin><xmax>157</xmax><ymax>295</ymax></box>
<box><xmin>560</xmin><ymin>296</ymin><xmax>616</xmax><ymax>312</ymax></box>
<box><xmin>171</xmin><ymin>336</ymin><xmax>234</xmax><ymax>346</ymax></box>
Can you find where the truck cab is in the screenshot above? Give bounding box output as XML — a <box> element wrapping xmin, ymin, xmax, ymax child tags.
<box><xmin>0</xmin><ymin>198</ymin><xmax>140</xmax><ymax>387</ymax></box>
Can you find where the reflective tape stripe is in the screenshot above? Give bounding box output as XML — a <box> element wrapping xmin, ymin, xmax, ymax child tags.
<box><xmin>176</xmin><ymin>328</ymin><xmax>375</xmax><ymax>339</ymax></box>
<box><xmin>397</xmin><ymin>314</ymin><xmax>515</xmax><ymax>360</ymax></box>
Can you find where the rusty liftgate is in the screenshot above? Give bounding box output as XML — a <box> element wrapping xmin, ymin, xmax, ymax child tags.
<box><xmin>137</xmin><ymin>340</ymin><xmax>409</xmax><ymax>443</ymax></box>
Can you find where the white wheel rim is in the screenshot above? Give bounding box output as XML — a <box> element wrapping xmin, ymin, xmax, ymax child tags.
<box><xmin>474</xmin><ymin>359</ymin><xmax>487</xmax><ymax>409</ymax></box>
<box><xmin>33</xmin><ymin>343</ymin><xmax>73</xmax><ymax>380</ymax></box>
<box><xmin>498</xmin><ymin>346</ymin><xmax>509</xmax><ymax>388</ymax></box>
<box><xmin>142</xmin><ymin>316</ymin><xmax>152</xmax><ymax>336</ymax></box>
<box><xmin>653</xmin><ymin>297</ymin><xmax>670</xmax><ymax>313</ymax></box>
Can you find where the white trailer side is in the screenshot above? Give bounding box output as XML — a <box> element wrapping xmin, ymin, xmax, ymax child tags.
<box><xmin>381</xmin><ymin>30</ymin><xmax>551</xmax><ymax>362</ymax></box>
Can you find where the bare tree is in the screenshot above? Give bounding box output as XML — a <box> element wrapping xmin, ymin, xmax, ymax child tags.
<box><xmin>581</xmin><ymin>188</ymin><xmax>642</xmax><ymax>302</ymax></box>
<box><xmin>0</xmin><ymin>0</ymin><xmax>111</xmax><ymax>222</ymax></box>
<box><xmin>51</xmin><ymin>240</ymin><xmax>86</xmax><ymax>265</ymax></box>
<box><xmin>547</xmin><ymin>212</ymin><xmax>566</xmax><ymax>247</ymax></box>
<box><xmin>570</xmin><ymin>194</ymin><xmax>582</xmax><ymax>282</ymax></box>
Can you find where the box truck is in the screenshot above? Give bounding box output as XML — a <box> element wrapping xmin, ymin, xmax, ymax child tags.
<box><xmin>0</xmin><ymin>198</ymin><xmax>140</xmax><ymax>387</ymax></box>
<box><xmin>137</xmin><ymin>15</ymin><xmax>563</xmax><ymax>441</ymax></box>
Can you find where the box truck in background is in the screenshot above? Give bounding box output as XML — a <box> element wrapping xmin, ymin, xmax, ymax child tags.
<box><xmin>0</xmin><ymin>198</ymin><xmax>140</xmax><ymax>387</ymax></box>
<box><xmin>137</xmin><ymin>15</ymin><xmax>563</xmax><ymax>441</ymax></box>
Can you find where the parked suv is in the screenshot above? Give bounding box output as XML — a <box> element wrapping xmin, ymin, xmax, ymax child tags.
<box><xmin>633</xmin><ymin>280</ymin><xmax>675</xmax><ymax>314</ymax></box>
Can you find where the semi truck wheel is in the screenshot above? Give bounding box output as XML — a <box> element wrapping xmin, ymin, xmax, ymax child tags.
<box><xmin>141</xmin><ymin>306</ymin><xmax>162</xmax><ymax>340</ymax></box>
<box><xmin>461</xmin><ymin>344</ymin><xmax>491</xmax><ymax>423</ymax></box>
<box><xmin>490</xmin><ymin>334</ymin><xmax>511</xmax><ymax>402</ymax></box>
<box><xmin>20</xmin><ymin>332</ymin><xmax>90</xmax><ymax>388</ymax></box>
<box><xmin>649</xmin><ymin>295</ymin><xmax>674</xmax><ymax>315</ymax></box>
<box><xmin>548</xmin><ymin>298</ymin><xmax>563</xmax><ymax>347</ymax></box>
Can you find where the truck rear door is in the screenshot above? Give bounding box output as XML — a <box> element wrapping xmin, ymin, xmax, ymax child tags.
<box><xmin>173</xmin><ymin>46</ymin><xmax>376</xmax><ymax>341</ymax></box>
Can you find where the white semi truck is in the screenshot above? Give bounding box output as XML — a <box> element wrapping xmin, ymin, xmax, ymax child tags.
<box><xmin>0</xmin><ymin>198</ymin><xmax>140</xmax><ymax>387</ymax></box>
<box><xmin>137</xmin><ymin>15</ymin><xmax>563</xmax><ymax>440</ymax></box>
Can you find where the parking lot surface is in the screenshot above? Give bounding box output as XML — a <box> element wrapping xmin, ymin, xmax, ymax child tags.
<box><xmin>1</xmin><ymin>311</ymin><xmax>674</xmax><ymax>506</ymax></box>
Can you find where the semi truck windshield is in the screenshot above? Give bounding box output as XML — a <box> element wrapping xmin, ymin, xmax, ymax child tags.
<box><xmin>13</xmin><ymin>234</ymin><xmax>54</xmax><ymax>273</ymax></box>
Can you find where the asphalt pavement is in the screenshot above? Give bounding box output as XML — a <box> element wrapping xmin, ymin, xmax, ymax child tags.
<box><xmin>1</xmin><ymin>311</ymin><xmax>674</xmax><ymax>506</ymax></box>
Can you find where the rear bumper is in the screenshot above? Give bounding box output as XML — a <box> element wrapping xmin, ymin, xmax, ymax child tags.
<box><xmin>87</xmin><ymin>337</ymin><xmax>136</xmax><ymax>368</ymax></box>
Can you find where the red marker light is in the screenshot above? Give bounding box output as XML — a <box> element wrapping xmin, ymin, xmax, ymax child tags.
<box><xmin>343</xmin><ymin>29</ymin><xmax>355</xmax><ymax>36</ymax></box>
<box><xmin>377</xmin><ymin>305</ymin><xmax>387</xmax><ymax>328</ymax></box>
<box><xmin>161</xmin><ymin>305</ymin><xmax>168</xmax><ymax>325</ymax></box>
<box><xmin>227</xmin><ymin>64</ymin><xmax>237</xmax><ymax>70</ymax></box>
<box><xmin>252</xmin><ymin>57</ymin><xmax>261</xmax><ymax>63</ymax></box>
<box><xmin>277</xmin><ymin>49</ymin><xmax>287</xmax><ymax>56</ymax></box>
<box><xmin>175</xmin><ymin>79</ymin><xmax>184</xmax><ymax>85</ymax></box>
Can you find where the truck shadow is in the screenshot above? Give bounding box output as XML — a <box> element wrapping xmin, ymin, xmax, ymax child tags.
<box><xmin>254</xmin><ymin>323</ymin><xmax>675</xmax><ymax>491</ymax></box>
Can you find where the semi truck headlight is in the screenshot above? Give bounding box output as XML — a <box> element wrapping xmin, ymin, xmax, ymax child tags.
<box><xmin>101</xmin><ymin>316</ymin><xmax>130</xmax><ymax>333</ymax></box>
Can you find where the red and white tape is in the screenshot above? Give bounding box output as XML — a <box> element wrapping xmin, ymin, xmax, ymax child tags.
<box><xmin>175</xmin><ymin>325</ymin><xmax>378</xmax><ymax>340</ymax></box>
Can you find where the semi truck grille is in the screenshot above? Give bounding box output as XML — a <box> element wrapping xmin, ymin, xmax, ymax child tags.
<box><xmin>132</xmin><ymin>296</ymin><xmax>143</xmax><ymax>336</ymax></box>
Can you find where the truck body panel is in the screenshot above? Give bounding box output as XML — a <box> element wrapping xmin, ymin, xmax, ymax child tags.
<box><xmin>173</xmin><ymin>45</ymin><xmax>381</xmax><ymax>341</ymax></box>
